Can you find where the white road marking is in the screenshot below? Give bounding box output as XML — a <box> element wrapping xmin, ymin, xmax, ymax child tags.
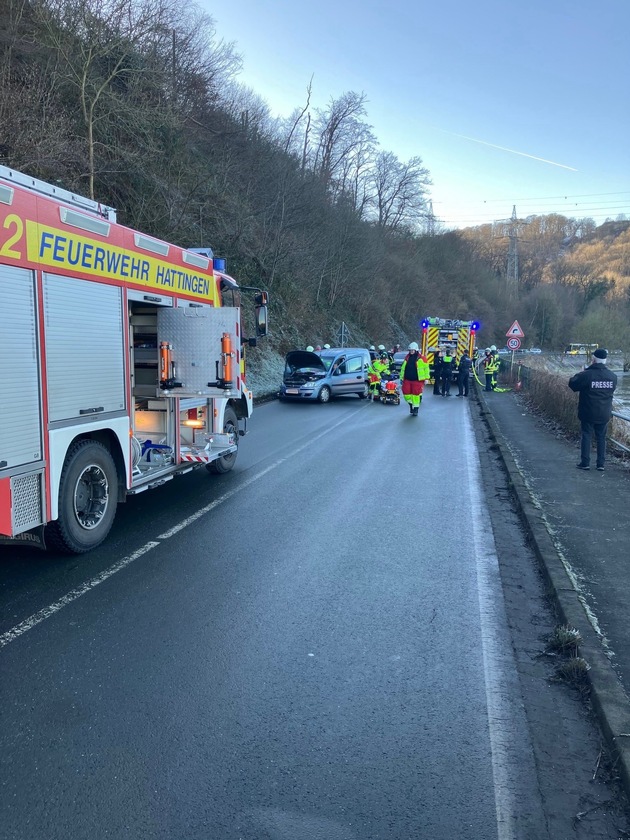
<box><xmin>463</xmin><ymin>411</ymin><xmax>542</xmax><ymax>840</ymax></box>
<box><xmin>0</xmin><ymin>542</ymin><xmax>159</xmax><ymax>648</ymax></box>
<box><xmin>0</xmin><ymin>410</ymin><xmax>362</xmax><ymax>648</ymax></box>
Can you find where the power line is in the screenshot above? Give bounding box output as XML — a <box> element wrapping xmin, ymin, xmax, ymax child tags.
<box><xmin>481</xmin><ymin>200</ymin><xmax>630</xmax><ymax>208</ymax></box>
<box><xmin>482</xmin><ymin>191</ymin><xmax>630</xmax><ymax>202</ymax></box>
<box><xmin>440</xmin><ymin>218</ymin><xmax>630</xmax><ymax>227</ymax></box>
<box><xmin>439</xmin><ymin>203</ymin><xmax>630</xmax><ymax>217</ymax></box>
<box><xmin>429</xmin><ymin>191</ymin><xmax>630</xmax><ymax>205</ymax></box>
<box><xmin>439</xmin><ymin>207</ymin><xmax>630</xmax><ymax>223</ymax></box>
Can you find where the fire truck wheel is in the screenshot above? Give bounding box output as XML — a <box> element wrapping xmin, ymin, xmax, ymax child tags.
<box><xmin>45</xmin><ymin>440</ymin><xmax>118</xmax><ymax>554</ymax></box>
<box><xmin>207</xmin><ymin>406</ymin><xmax>239</xmax><ymax>474</ymax></box>
<box><xmin>318</xmin><ymin>386</ymin><xmax>331</xmax><ymax>404</ymax></box>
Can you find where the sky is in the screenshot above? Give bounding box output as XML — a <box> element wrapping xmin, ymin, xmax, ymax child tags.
<box><xmin>201</xmin><ymin>0</ymin><xmax>630</xmax><ymax>230</ymax></box>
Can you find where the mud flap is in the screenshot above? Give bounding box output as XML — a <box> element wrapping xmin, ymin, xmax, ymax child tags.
<box><xmin>0</xmin><ymin>525</ymin><xmax>47</xmax><ymax>550</ymax></box>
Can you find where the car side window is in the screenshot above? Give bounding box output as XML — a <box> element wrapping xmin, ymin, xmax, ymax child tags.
<box><xmin>333</xmin><ymin>359</ymin><xmax>347</xmax><ymax>374</ymax></box>
<box><xmin>345</xmin><ymin>356</ymin><xmax>362</xmax><ymax>374</ymax></box>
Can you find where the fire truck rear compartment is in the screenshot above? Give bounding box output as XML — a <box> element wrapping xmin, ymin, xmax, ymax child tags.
<box><xmin>129</xmin><ymin>301</ymin><xmax>237</xmax><ymax>486</ymax></box>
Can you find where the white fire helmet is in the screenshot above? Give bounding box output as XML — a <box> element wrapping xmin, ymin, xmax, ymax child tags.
<box><xmin>485</xmin><ymin>347</ymin><xmax>491</xmax><ymax>353</ymax></box>
<box><xmin>408</xmin><ymin>342</ymin><xmax>419</xmax><ymax>351</ymax></box>
<box><xmin>323</xmin><ymin>343</ymin><xmax>331</xmax><ymax>349</ymax></box>
<box><xmin>490</xmin><ymin>345</ymin><xmax>497</xmax><ymax>352</ymax></box>
<box><xmin>306</xmin><ymin>345</ymin><xmax>314</xmax><ymax>352</ymax></box>
<box><xmin>378</xmin><ymin>344</ymin><xmax>386</xmax><ymax>351</ymax></box>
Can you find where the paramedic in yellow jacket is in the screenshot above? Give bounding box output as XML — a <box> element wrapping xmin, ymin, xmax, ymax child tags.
<box><xmin>400</xmin><ymin>342</ymin><xmax>430</xmax><ymax>416</ymax></box>
<box><xmin>367</xmin><ymin>351</ymin><xmax>390</xmax><ymax>399</ymax></box>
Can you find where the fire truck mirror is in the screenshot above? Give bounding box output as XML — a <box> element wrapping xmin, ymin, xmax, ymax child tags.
<box><xmin>255</xmin><ymin>304</ymin><xmax>268</xmax><ymax>337</ymax></box>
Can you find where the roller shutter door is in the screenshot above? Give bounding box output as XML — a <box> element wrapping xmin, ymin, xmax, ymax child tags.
<box><xmin>0</xmin><ymin>266</ymin><xmax>42</xmax><ymax>469</ymax></box>
<box><xmin>44</xmin><ymin>274</ymin><xmax>125</xmax><ymax>422</ymax></box>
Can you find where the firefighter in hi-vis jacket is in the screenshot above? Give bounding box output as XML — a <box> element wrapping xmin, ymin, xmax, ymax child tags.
<box><xmin>368</xmin><ymin>351</ymin><xmax>390</xmax><ymax>400</ymax></box>
<box><xmin>482</xmin><ymin>347</ymin><xmax>499</xmax><ymax>391</ymax></box>
<box><xmin>400</xmin><ymin>342</ymin><xmax>431</xmax><ymax>416</ymax></box>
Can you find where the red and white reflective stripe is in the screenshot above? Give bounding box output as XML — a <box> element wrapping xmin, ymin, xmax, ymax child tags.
<box><xmin>181</xmin><ymin>453</ymin><xmax>210</xmax><ymax>463</ymax></box>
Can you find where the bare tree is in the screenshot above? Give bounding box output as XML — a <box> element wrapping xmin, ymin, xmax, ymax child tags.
<box><xmin>312</xmin><ymin>91</ymin><xmax>376</xmax><ymax>201</ymax></box>
<box><xmin>34</xmin><ymin>0</ymin><xmax>238</xmax><ymax>197</ymax></box>
<box><xmin>370</xmin><ymin>151</ymin><xmax>430</xmax><ymax>232</ymax></box>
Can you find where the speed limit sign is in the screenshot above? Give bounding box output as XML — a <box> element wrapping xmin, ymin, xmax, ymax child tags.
<box><xmin>507</xmin><ymin>337</ymin><xmax>521</xmax><ymax>350</ymax></box>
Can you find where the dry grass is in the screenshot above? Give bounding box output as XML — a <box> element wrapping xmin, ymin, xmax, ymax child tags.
<box><xmin>554</xmin><ymin>655</ymin><xmax>591</xmax><ymax>686</ymax></box>
<box><xmin>546</xmin><ymin>625</ymin><xmax>582</xmax><ymax>654</ymax></box>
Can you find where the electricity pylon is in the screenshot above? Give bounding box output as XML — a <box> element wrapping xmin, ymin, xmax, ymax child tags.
<box><xmin>493</xmin><ymin>205</ymin><xmax>529</xmax><ymax>292</ymax></box>
<box><xmin>426</xmin><ymin>200</ymin><xmax>435</xmax><ymax>236</ymax></box>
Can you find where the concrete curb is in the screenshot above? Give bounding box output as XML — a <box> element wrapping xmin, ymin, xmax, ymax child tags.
<box><xmin>253</xmin><ymin>392</ymin><xmax>278</xmax><ymax>407</ymax></box>
<box><xmin>474</xmin><ymin>384</ymin><xmax>630</xmax><ymax>797</ymax></box>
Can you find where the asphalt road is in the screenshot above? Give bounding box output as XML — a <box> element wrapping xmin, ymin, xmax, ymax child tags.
<box><xmin>0</xmin><ymin>394</ymin><xmax>619</xmax><ymax>839</ymax></box>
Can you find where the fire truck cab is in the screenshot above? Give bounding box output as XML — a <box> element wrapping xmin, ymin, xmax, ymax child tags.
<box><xmin>420</xmin><ymin>317</ymin><xmax>479</xmax><ymax>382</ymax></box>
<box><xmin>0</xmin><ymin>166</ymin><xmax>267</xmax><ymax>553</ymax></box>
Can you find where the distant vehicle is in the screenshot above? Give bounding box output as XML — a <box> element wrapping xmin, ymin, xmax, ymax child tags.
<box><xmin>565</xmin><ymin>343</ymin><xmax>598</xmax><ymax>355</ymax></box>
<box><xmin>279</xmin><ymin>347</ymin><xmax>371</xmax><ymax>402</ymax></box>
<box><xmin>498</xmin><ymin>348</ymin><xmax>510</xmax><ymax>355</ymax></box>
<box><xmin>391</xmin><ymin>351</ymin><xmax>408</xmax><ymax>375</ymax></box>
<box><xmin>529</xmin><ymin>347</ymin><xmax>542</xmax><ymax>354</ymax></box>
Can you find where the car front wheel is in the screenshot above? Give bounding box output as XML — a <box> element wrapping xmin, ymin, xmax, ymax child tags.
<box><xmin>318</xmin><ymin>385</ymin><xmax>331</xmax><ymax>403</ymax></box>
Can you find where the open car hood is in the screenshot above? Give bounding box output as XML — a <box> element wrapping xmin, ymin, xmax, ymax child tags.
<box><xmin>283</xmin><ymin>350</ymin><xmax>327</xmax><ymax>385</ymax></box>
<box><xmin>284</xmin><ymin>350</ymin><xmax>327</xmax><ymax>371</ymax></box>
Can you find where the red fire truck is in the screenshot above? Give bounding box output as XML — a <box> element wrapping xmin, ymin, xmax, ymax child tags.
<box><xmin>0</xmin><ymin>166</ymin><xmax>268</xmax><ymax>553</ymax></box>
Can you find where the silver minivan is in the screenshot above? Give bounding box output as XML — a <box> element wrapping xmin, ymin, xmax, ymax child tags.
<box><xmin>279</xmin><ymin>348</ymin><xmax>371</xmax><ymax>402</ymax></box>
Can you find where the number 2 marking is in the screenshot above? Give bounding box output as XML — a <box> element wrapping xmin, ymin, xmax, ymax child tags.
<box><xmin>0</xmin><ymin>214</ymin><xmax>24</xmax><ymax>259</ymax></box>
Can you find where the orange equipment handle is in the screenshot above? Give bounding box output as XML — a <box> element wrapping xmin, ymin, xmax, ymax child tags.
<box><xmin>221</xmin><ymin>332</ymin><xmax>233</xmax><ymax>386</ymax></box>
<box><xmin>159</xmin><ymin>341</ymin><xmax>172</xmax><ymax>382</ymax></box>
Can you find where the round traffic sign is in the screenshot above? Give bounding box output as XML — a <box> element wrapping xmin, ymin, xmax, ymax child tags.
<box><xmin>507</xmin><ymin>337</ymin><xmax>521</xmax><ymax>350</ymax></box>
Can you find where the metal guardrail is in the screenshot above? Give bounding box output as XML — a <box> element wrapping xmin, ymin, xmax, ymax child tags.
<box><xmin>611</xmin><ymin>410</ymin><xmax>630</xmax><ymax>454</ymax></box>
<box><xmin>501</xmin><ymin>360</ymin><xmax>630</xmax><ymax>457</ymax></box>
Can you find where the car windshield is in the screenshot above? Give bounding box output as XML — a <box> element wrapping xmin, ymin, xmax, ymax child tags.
<box><xmin>318</xmin><ymin>353</ymin><xmax>337</xmax><ymax>371</ymax></box>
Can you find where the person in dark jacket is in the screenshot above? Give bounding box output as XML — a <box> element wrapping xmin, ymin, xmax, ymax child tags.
<box><xmin>568</xmin><ymin>348</ymin><xmax>617</xmax><ymax>471</ymax></box>
<box><xmin>456</xmin><ymin>352</ymin><xmax>472</xmax><ymax>396</ymax></box>
<box><xmin>440</xmin><ymin>347</ymin><xmax>455</xmax><ymax>396</ymax></box>
<box><xmin>400</xmin><ymin>342</ymin><xmax>430</xmax><ymax>415</ymax></box>
<box><xmin>432</xmin><ymin>348</ymin><xmax>443</xmax><ymax>395</ymax></box>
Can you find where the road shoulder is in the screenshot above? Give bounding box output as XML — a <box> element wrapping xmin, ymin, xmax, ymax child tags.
<box><xmin>471</xmin><ymin>390</ymin><xmax>630</xmax><ymax>835</ymax></box>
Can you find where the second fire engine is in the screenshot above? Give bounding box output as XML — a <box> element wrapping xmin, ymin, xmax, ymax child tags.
<box><xmin>420</xmin><ymin>317</ymin><xmax>479</xmax><ymax>382</ymax></box>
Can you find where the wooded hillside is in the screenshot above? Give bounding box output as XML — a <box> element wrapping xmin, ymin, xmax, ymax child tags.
<box><xmin>1</xmin><ymin>0</ymin><xmax>628</xmax><ymax>353</ymax></box>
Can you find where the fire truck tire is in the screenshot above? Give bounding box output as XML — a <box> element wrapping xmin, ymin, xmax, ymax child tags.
<box><xmin>318</xmin><ymin>386</ymin><xmax>331</xmax><ymax>403</ymax></box>
<box><xmin>45</xmin><ymin>440</ymin><xmax>118</xmax><ymax>554</ymax></box>
<box><xmin>207</xmin><ymin>406</ymin><xmax>239</xmax><ymax>475</ymax></box>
